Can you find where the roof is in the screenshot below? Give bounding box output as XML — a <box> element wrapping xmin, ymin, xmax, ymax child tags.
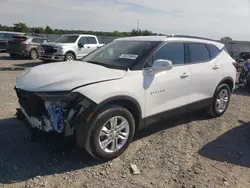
<box><xmin>0</xmin><ymin>31</ymin><xmax>25</xmax><ymax>34</ymax></box>
<box><xmin>115</xmin><ymin>36</ymin><xmax>167</xmax><ymax>41</ymax></box>
<box><xmin>115</xmin><ymin>35</ymin><xmax>224</xmax><ymax>49</ymax></box>
<box><xmin>61</xmin><ymin>34</ymin><xmax>97</xmax><ymax>37</ymax></box>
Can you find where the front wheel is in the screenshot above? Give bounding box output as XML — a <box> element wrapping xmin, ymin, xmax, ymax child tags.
<box><xmin>64</xmin><ymin>52</ymin><xmax>75</xmax><ymax>61</ymax></box>
<box><xmin>207</xmin><ymin>84</ymin><xmax>231</xmax><ymax>117</ymax></box>
<box><xmin>81</xmin><ymin>105</ymin><xmax>135</xmax><ymax>160</ymax></box>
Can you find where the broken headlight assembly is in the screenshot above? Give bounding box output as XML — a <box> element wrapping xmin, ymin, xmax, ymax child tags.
<box><xmin>34</xmin><ymin>91</ymin><xmax>96</xmax><ymax>134</ymax></box>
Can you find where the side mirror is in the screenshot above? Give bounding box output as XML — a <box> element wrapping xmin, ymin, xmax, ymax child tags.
<box><xmin>78</xmin><ymin>42</ymin><xmax>83</xmax><ymax>48</ymax></box>
<box><xmin>152</xmin><ymin>59</ymin><xmax>173</xmax><ymax>71</ymax></box>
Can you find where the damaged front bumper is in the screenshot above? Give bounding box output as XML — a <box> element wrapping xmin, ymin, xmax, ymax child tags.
<box><xmin>14</xmin><ymin>87</ymin><xmax>96</xmax><ymax>137</ymax></box>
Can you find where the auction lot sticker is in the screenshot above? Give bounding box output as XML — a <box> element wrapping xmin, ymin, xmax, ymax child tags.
<box><xmin>119</xmin><ymin>54</ymin><xmax>138</xmax><ymax>59</ymax></box>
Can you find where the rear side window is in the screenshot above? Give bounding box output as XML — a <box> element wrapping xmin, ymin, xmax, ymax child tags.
<box><xmin>188</xmin><ymin>43</ymin><xmax>210</xmax><ymax>63</ymax></box>
<box><xmin>87</xmin><ymin>37</ymin><xmax>97</xmax><ymax>44</ymax></box>
<box><xmin>154</xmin><ymin>42</ymin><xmax>185</xmax><ymax>65</ymax></box>
<box><xmin>32</xmin><ymin>38</ymin><xmax>41</xmax><ymax>43</ymax></box>
<box><xmin>206</xmin><ymin>44</ymin><xmax>221</xmax><ymax>59</ymax></box>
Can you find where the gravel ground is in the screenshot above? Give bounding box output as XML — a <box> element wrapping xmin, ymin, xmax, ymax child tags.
<box><xmin>1</xmin><ymin>53</ymin><xmax>250</xmax><ymax>188</ymax></box>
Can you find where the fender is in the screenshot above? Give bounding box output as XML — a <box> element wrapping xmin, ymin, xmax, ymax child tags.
<box><xmin>92</xmin><ymin>95</ymin><xmax>143</xmax><ymax>128</ymax></box>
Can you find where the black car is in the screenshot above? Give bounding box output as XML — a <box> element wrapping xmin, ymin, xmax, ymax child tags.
<box><xmin>0</xmin><ymin>31</ymin><xmax>25</xmax><ymax>52</ymax></box>
<box><xmin>7</xmin><ymin>35</ymin><xmax>50</xmax><ymax>59</ymax></box>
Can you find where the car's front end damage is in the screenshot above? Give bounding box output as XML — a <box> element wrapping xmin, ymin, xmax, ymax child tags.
<box><xmin>15</xmin><ymin>88</ymin><xmax>96</xmax><ymax>137</ymax></box>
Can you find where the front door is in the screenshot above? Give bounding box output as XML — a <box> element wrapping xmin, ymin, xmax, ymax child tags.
<box><xmin>144</xmin><ymin>42</ymin><xmax>191</xmax><ymax>124</ymax></box>
<box><xmin>77</xmin><ymin>37</ymin><xmax>89</xmax><ymax>58</ymax></box>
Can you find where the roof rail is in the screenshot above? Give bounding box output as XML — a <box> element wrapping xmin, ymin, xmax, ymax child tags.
<box><xmin>167</xmin><ymin>34</ymin><xmax>217</xmax><ymax>42</ymax></box>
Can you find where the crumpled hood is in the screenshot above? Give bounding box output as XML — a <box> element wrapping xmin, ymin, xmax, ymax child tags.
<box><xmin>16</xmin><ymin>61</ymin><xmax>127</xmax><ymax>92</ymax></box>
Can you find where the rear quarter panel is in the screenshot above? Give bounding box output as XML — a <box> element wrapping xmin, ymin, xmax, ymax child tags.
<box><xmin>220</xmin><ymin>50</ymin><xmax>237</xmax><ymax>89</ymax></box>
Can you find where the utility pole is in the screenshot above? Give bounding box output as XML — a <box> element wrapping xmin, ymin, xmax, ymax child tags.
<box><xmin>137</xmin><ymin>19</ymin><xmax>140</xmax><ymax>31</ymax></box>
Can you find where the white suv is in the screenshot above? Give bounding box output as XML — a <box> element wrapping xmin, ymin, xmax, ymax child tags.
<box><xmin>15</xmin><ymin>35</ymin><xmax>237</xmax><ymax>160</ymax></box>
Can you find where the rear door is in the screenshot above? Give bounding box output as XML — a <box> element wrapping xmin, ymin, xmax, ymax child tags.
<box><xmin>187</xmin><ymin>43</ymin><xmax>222</xmax><ymax>105</ymax></box>
<box><xmin>85</xmin><ymin>36</ymin><xmax>99</xmax><ymax>53</ymax></box>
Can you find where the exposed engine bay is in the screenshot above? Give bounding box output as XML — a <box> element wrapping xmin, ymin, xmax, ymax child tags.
<box><xmin>15</xmin><ymin>87</ymin><xmax>96</xmax><ymax>136</ymax></box>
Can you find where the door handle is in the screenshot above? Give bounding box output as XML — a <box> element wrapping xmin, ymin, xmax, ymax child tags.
<box><xmin>87</xmin><ymin>46</ymin><xmax>90</xmax><ymax>48</ymax></box>
<box><xmin>181</xmin><ymin>72</ymin><xmax>189</xmax><ymax>78</ymax></box>
<box><xmin>213</xmin><ymin>65</ymin><xmax>219</xmax><ymax>70</ymax></box>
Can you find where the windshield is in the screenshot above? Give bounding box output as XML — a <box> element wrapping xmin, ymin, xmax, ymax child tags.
<box><xmin>82</xmin><ymin>40</ymin><xmax>159</xmax><ymax>69</ymax></box>
<box><xmin>0</xmin><ymin>33</ymin><xmax>13</xmax><ymax>39</ymax></box>
<box><xmin>54</xmin><ymin>35</ymin><xmax>79</xmax><ymax>43</ymax></box>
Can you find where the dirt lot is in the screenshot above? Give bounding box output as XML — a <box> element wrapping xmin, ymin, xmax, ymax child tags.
<box><xmin>1</xmin><ymin>53</ymin><xmax>250</xmax><ymax>188</ymax></box>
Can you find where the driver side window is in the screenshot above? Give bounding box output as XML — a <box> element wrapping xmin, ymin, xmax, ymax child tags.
<box><xmin>79</xmin><ymin>37</ymin><xmax>87</xmax><ymax>45</ymax></box>
<box><xmin>153</xmin><ymin>42</ymin><xmax>185</xmax><ymax>65</ymax></box>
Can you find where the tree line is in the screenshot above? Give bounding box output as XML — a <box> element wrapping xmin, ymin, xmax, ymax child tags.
<box><xmin>0</xmin><ymin>22</ymin><xmax>158</xmax><ymax>37</ymax></box>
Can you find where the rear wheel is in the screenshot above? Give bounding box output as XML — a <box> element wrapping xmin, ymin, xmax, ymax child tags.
<box><xmin>29</xmin><ymin>49</ymin><xmax>38</xmax><ymax>60</ymax></box>
<box><xmin>79</xmin><ymin>105</ymin><xmax>135</xmax><ymax>160</ymax></box>
<box><xmin>207</xmin><ymin>84</ymin><xmax>231</xmax><ymax>117</ymax></box>
<box><xmin>64</xmin><ymin>52</ymin><xmax>75</xmax><ymax>61</ymax></box>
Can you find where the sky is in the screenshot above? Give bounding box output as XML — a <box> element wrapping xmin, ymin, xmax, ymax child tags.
<box><xmin>0</xmin><ymin>0</ymin><xmax>249</xmax><ymax>40</ymax></box>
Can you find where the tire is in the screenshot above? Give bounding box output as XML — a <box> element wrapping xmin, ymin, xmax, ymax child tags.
<box><xmin>207</xmin><ymin>84</ymin><xmax>231</xmax><ymax>117</ymax></box>
<box><xmin>29</xmin><ymin>49</ymin><xmax>38</xmax><ymax>60</ymax></box>
<box><xmin>64</xmin><ymin>52</ymin><xmax>75</xmax><ymax>61</ymax></box>
<box><xmin>80</xmin><ymin>105</ymin><xmax>135</xmax><ymax>161</ymax></box>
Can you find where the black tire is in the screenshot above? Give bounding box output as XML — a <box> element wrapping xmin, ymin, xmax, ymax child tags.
<box><xmin>80</xmin><ymin>105</ymin><xmax>135</xmax><ymax>161</ymax></box>
<box><xmin>29</xmin><ymin>49</ymin><xmax>38</xmax><ymax>60</ymax></box>
<box><xmin>64</xmin><ymin>52</ymin><xmax>75</xmax><ymax>61</ymax></box>
<box><xmin>207</xmin><ymin>84</ymin><xmax>231</xmax><ymax>117</ymax></box>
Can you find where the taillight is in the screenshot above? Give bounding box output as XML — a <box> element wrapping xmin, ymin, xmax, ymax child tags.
<box><xmin>20</xmin><ymin>41</ymin><xmax>31</xmax><ymax>45</ymax></box>
<box><xmin>232</xmin><ymin>62</ymin><xmax>238</xmax><ymax>70</ymax></box>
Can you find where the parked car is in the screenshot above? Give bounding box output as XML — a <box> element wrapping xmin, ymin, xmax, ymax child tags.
<box><xmin>0</xmin><ymin>31</ymin><xmax>25</xmax><ymax>52</ymax></box>
<box><xmin>7</xmin><ymin>35</ymin><xmax>50</xmax><ymax>59</ymax></box>
<box><xmin>15</xmin><ymin>35</ymin><xmax>236</xmax><ymax>160</ymax></box>
<box><xmin>39</xmin><ymin>34</ymin><xmax>104</xmax><ymax>62</ymax></box>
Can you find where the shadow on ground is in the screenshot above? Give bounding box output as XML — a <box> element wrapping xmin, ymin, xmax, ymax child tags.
<box><xmin>13</xmin><ymin>62</ymin><xmax>43</xmax><ymax>68</ymax></box>
<box><xmin>233</xmin><ymin>84</ymin><xmax>250</xmax><ymax>97</ymax></box>
<box><xmin>0</xmin><ymin>117</ymin><xmax>100</xmax><ymax>184</ymax></box>
<box><xmin>0</xmin><ymin>111</ymin><xmax>210</xmax><ymax>184</ymax></box>
<box><xmin>199</xmin><ymin>121</ymin><xmax>250</xmax><ymax>168</ymax></box>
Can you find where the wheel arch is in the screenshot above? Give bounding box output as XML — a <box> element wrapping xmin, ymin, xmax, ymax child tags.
<box><xmin>65</xmin><ymin>50</ymin><xmax>76</xmax><ymax>58</ymax></box>
<box><xmin>92</xmin><ymin>95</ymin><xmax>143</xmax><ymax>130</ymax></box>
<box><xmin>217</xmin><ymin>77</ymin><xmax>234</xmax><ymax>92</ymax></box>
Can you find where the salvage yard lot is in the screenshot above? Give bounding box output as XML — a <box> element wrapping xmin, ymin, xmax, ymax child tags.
<box><xmin>1</xmin><ymin>53</ymin><xmax>250</xmax><ymax>188</ymax></box>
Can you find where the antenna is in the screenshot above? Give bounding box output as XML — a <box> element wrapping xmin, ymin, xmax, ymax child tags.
<box><xmin>137</xmin><ymin>19</ymin><xmax>140</xmax><ymax>31</ymax></box>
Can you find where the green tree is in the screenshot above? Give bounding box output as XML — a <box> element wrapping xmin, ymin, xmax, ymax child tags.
<box><xmin>13</xmin><ymin>22</ymin><xmax>28</xmax><ymax>33</ymax></box>
<box><xmin>45</xmin><ymin>26</ymin><xmax>53</xmax><ymax>34</ymax></box>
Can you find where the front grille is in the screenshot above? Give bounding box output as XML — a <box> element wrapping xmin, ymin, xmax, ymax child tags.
<box><xmin>42</xmin><ymin>46</ymin><xmax>57</xmax><ymax>55</ymax></box>
<box><xmin>15</xmin><ymin>88</ymin><xmax>45</xmax><ymax>117</ymax></box>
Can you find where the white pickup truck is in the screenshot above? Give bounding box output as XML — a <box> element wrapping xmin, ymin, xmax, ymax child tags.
<box><xmin>39</xmin><ymin>34</ymin><xmax>104</xmax><ymax>62</ymax></box>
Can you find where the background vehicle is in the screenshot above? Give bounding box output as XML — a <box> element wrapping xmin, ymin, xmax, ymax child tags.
<box><xmin>39</xmin><ymin>34</ymin><xmax>104</xmax><ymax>62</ymax></box>
<box><xmin>238</xmin><ymin>59</ymin><xmax>250</xmax><ymax>86</ymax></box>
<box><xmin>7</xmin><ymin>35</ymin><xmax>50</xmax><ymax>59</ymax></box>
<box><xmin>0</xmin><ymin>31</ymin><xmax>25</xmax><ymax>52</ymax></box>
<box><xmin>15</xmin><ymin>35</ymin><xmax>236</xmax><ymax>160</ymax></box>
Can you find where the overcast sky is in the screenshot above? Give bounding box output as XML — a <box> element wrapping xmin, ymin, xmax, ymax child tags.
<box><xmin>0</xmin><ymin>0</ymin><xmax>249</xmax><ymax>40</ymax></box>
